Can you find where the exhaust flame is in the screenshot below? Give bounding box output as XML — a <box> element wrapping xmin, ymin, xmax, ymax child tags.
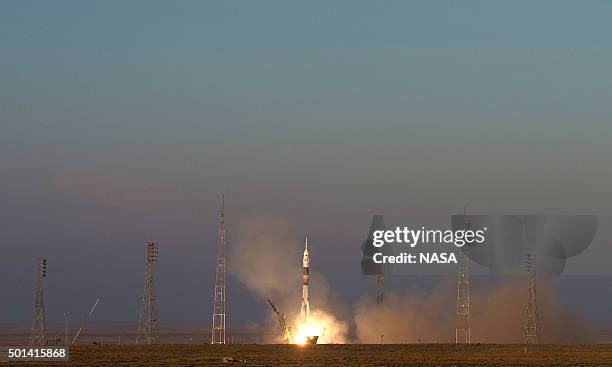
<box><xmin>230</xmin><ymin>215</ymin><xmax>349</xmax><ymax>344</ymax></box>
<box><xmin>291</xmin><ymin>309</ymin><xmax>348</xmax><ymax>344</ymax></box>
<box><xmin>293</xmin><ymin>323</ymin><xmax>320</xmax><ymax>345</ymax></box>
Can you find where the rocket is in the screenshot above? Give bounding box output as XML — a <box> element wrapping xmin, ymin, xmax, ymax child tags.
<box><xmin>300</xmin><ymin>236</ymin><xmax>310</xmax><ymax>323</ymax></box>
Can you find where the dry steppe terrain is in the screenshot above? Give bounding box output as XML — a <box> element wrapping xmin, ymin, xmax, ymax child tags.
<box><xmin>5</xmin><ymin>344</ymin><xmax>612</xmax><ymax>366</ymax></box>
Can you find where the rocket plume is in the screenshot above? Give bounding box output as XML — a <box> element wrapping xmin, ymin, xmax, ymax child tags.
<box><xmin>293</xmin><ymin>236</ymin><xmax>348</xmax><ymax>344</ymax></box>
<box><xmin>229</xmin><ymin>215</ymin><xmax>348</xmax><ymax>344</ymax></box>
<box><xmin>228</xmin><ymin>215</ymin><xmax>589</xmax><ymax>344</ymax></box>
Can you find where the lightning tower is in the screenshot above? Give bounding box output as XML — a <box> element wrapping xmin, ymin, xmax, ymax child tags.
<box><xmin>361</xmin><ymin>215</ymin><xmax>386</xmax><ymax>305</ymax></box>
<box><xmin>455</xmin><ymin>209</ymin><xmax>471</xmax><ymax>344</ymax></box>
<box><xmin>64</xmin><ymin>312</ymin><xmax>68</xmax><ymax>346</ymax></box>
<box><xmin>211</xmin><ymin>196</ymin><xmax>226</xmax><ymax>344</ymax></box>
<box><xmin>376</xmin><ymin>272</ymin><xmax>384</xmax><ymax>305</ymax></box>
<box><xmin>523</xmin><ymin>253</ymin><xmax>539</xmax><ymax>344</ymax></box>
<box><xmin>29</xmin><ymin>257</ymin><xmax>47</xmax><ymax>345</ymax></box>
<box><xmin>136</xmin><ymin>242</ymin><xmax>159</xmax><ymax>344</ymax></box>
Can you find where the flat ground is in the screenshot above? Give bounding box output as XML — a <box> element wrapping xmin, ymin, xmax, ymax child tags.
<box><xmin>4</xmin><ymin>344</ymin><xmax>612</xmax><ymax>366</ymax></box>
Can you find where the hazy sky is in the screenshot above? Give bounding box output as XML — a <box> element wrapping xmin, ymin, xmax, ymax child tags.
<box><xmin>2</xmin><ymin>1</ymin><xmax>612</xmax><ymax>327</ymax></box>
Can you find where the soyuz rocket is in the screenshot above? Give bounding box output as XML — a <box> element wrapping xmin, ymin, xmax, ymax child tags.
<box><xmin>300</xmin><ymin>236</ymin><xmax>310</xmax><ymax>323</ymax></box>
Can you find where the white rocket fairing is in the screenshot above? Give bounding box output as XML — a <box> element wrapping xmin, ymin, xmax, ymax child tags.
<box><xmin>300</xmin><ymin>236</ymin><xmax>310</xmax><ymax>323</ymax></box>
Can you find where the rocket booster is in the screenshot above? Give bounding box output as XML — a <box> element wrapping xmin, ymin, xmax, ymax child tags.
<box><xmin>300</xmin><ymin>236</ymin><xmax>310</xmax><ymax>323</ymax></box>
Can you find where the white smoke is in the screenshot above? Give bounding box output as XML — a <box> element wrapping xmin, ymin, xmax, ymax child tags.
<box><xmin>229</xmin><ymin>213</ymin><xmax>348</xmax><ymax>343</ymax></box>
<box><xmin>354</xmin><ymin>279</ymin><xmax>593</xmax><ymax>344</ymax></box>
<box><xmin>229</xmin><ymin>214</ymin><xmax>592</xmax><ymax>344</ymax></box>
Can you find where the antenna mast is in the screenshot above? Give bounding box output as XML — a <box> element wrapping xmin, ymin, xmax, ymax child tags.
<box><xmin>212</xmin><ymin>195</ymin><xmax>227</xmax><ymax>344</ymax></box>
<box><xmin>523</xmin><ymin>253</ymin><xmax>539</xmax><ymax>344</ymax></box>
<box><xmin>136</xmin><ymin>242</ymin><xmax>159</xmax><ymax>344</ymax></box>
<box><xmin>29</xmin><ymin>257</ymin><xmax>47</xmax><ymax>345</ymax></box>
<box><xmin>376</xmin><ymin>272</ymin><xmax>384</xmax><ymax>305</ymax></box>
<box><xmin>455</xmin><ymin>207</ymin><xmax>471</xmax><ymax>344</ymax></box>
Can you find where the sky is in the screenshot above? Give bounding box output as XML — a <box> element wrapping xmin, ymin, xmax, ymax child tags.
<box><xmin>2</xmin><ymin>1</ymin><xmax>612</xmax><ymax>327</ymax></box>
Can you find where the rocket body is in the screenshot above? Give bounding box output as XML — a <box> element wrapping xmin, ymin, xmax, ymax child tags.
<box><xmin>300</xmin><ymin>236</ymin><xmax>310</xmax><ymax>323</ymax></box>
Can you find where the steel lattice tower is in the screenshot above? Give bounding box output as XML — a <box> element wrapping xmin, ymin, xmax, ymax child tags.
<box><xmin>136</xmin><ymin>242</ymin><xmax>159</xmax><ymax>344</ymax></box>
<box><xmin>29</xmin><ymin>257</ymin><xmax>47</xmax><ymax>345</ymax></box>
<box><xmin>376</xmin><ymin>273</ymin><xmax>384</xmax><ymax>305</ymax></box>
<box><xmin>365</xmin><ymin>215</ymin><xmax>385</xmax><ymax>305</ymax></box>
<box><xmin>456</xmin><ymin>211</ymin><xmax>471</xmax><ymax>344</ymax></box>
<box><xmin>211</xmin><ymin>196</ymin><xmax>226</xmax><ymax>344</ymax></box>
<box><xmin>523</xmin><ymin>253</ymin><xmax>539</xmax><ymax>344</ymax></box>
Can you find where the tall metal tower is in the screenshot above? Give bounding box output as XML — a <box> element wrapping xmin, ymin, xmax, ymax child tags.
<box><xmin>64</xmin><ymin>312</ymin><xmax>69</xmax><ymax>346</ymax></box>
<box><xmin>136</xmin><ymin>242</ymin><xmax>159</xmax><ymax>344</ymax></box>
<box><xmin>376</xmin><ymin>272</ymin><xmax>384</xmax><ymax>305</ymax></box>
<box><xmin>523</xmin><ymin>253</ymin><xmax>539</xmax><ymax>344</ymax></box>
<box><xmin>362</xmin><ymin>214</ymin><xmax>386</xmax><ymax>305</ymax></box>
<box><xmin>29</xmin><ymin>257</ymin><xmax>47</xmax><ymax>345</ymax></box>
<box><xmin>455</xmin><ymin>209</ymin><xmax>471</xmax><ymax>344</ymax></box>
<box><xmin>211</xmin><ymin>196</ymin><xmax>226</xmax><ymax>344</ymax></box>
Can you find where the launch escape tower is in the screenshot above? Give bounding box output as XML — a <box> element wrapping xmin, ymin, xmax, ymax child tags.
<box><xmin>211</xmin><ymin>196</ymin><xmax>226</xmax><ymax>344</ymax></box>
<box><xmin>455</xmin><ymin>210</ymin><xmax>471</xmax><ymax>344</ymax></box>
<box><xmin>29</xmin><ymin>257</ymin><xmax>47</xmax><ymax>345</ymax></box>
<box><xmin>136</xmin><ymin>242</ymin><xmax>159</xmax><ymax>344</ymax></box>
<box><xmin>523</xmin><ymin>253</ymin><xmax>539</xmax><ymax>344</ymax></box>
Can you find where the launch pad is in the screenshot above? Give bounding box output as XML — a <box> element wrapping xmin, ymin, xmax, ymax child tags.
<box><xmin>266</xmin><ymin>236</ymin><xmax>320</xmax><ymax>345</ymax></box>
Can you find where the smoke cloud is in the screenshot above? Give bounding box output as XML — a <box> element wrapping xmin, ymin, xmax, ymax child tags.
<box><xmin>354</xmin><ymin>278</ymin><xmax>593</xmax><ymax>344</ymax></box>
<box><xmin>229</xmin><ymin>214</ymin><xmax>301</xmax><ymax>309</ymax></box>
<box><xmin>230</xmin><ymin>214</ymin><xmax>592</xmax><ymax>344</ymax></box>
<box><xmin>229</xmin><ymin>214</ymin><xmax>348</xmax><ymax>343</ymax></box>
